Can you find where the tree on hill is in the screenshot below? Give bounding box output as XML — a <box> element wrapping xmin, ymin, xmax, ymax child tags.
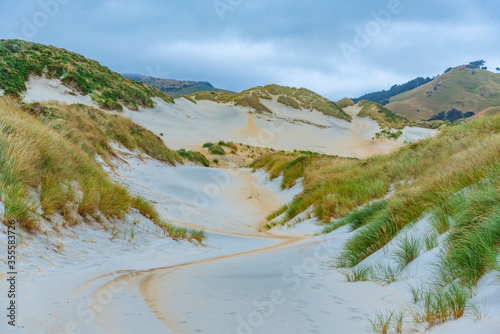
<box><xmin>428</xmin><ymin>109</ymin><xmax>475</xmax><ymax>122</ymax></box>
<box><xmin>496</xmin><ymin>68</ymin><xmax>500</xmax><ymax>72</ymax></box>
<box><xmin>468</xmin><ymin>60</ymin><xmax>486</xmax><ymax>69</ymax></box>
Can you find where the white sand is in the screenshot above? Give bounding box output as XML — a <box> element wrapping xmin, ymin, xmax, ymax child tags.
<box><xmin>21</xmin><ymin>76</ymin><xmax>436</xmax><ymax>158</ymax></box>
<box><xmin>3</xmin><ymin>77</ymin><xmax>493</xmax><ymax>334</ymax></box>
<box><xmin>2</xmin><ymin>146</ymin><xmax>498</xmax><ymax>333</ymax></box>
<box><xmin>122</xmin><ymin>97</ymin><xmax>404</xmax><ymax>159</ymax></box>
<box><xmin>22</xmin><ymin>76</ymin><xmax>97</xmax><ymax>107</ymax></box>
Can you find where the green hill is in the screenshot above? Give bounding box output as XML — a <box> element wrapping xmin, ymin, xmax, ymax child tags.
<box><xmin>192</xmin><ymin>84</ymin><xmax>352</xmax><ymax>121</ymax></box>
<box><xmin>386</xmin><ymin>66</ymin><xmax>500</xmax><ymax>121</ymax></box>
<box><xmin>122</xmin><ymin>73</ymin><xmax>233</xmax><ymax>99</ymax></box>
<box><xmin>0</xmin><ymin>40</ymin><xmax>173</xmax><ymax>111</ymax></box>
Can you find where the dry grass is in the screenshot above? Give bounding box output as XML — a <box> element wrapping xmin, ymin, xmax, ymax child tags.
<box><xmin>0</xmin><ymin>97</ymin><xmax>203</xmax><ymax>241</ymax></box>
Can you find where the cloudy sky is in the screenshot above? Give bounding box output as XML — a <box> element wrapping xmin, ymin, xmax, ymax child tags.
<box><xmin>1</xmin><ymin>0</ymin><xmax>499</xmax><ymax>99</ymax></box>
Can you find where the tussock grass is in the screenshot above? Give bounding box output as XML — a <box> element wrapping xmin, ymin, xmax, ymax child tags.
<box><xmin>0</xmin><ymin>97</ymin><xmax>203</xmax><ymax>242</ymax></box>
<box><xmin>407</xmin><ymin>282</ymin><xmax>425</xmax><ymax>303</ymax></box>
<box><xmin>373</xmin><ymin>263</ymin><xmax>404</xmax><ymax>284</ymax></box>
<box><xmin>336</xmin><ymin>97</ymin><xmax>355</xmax><ymax>108</ymax></box>
<box><xmin>367</xmin><ymin>310</ymin><xmax>393</xmax><ymax>334</ymax></box>
<box><xmin>467</xmin><ymin>299</ymin><xmax>490</xmax><ymax>320</ymax></box>
<box><xmin>339</xmin><ymin>265</ymin><xmax>373</xmax><ymax>282</ymax></box>
<box><xmin>393</xmin><ymin>235</ymin><xmax>422</xmax><ymax>268</ymax></box>
<box><xmin>424</xmin><ymin>230</ymin><xmax>439</xmax><ymax>251</ymax></box>
<box><xmin>393</xmin><ymin>310</ymin><xmax>405</xmax><ymax>333</ymax></box>
<box><xmin>178</xmin><ymin>149</ymin><xmax>209</xmax><ymax>167</ymax></box>
<box><xmin>410</xmin><ymin>283</ymin><xmax>471</xmax><ymax>327</ymax></box>
<box><xmin>277</xmin><ymin>95</ymin><xmax>300</xmax><ymax>109</ymax></box>
<box><xmin>188</xmin><ymin>229</ymin><xmax>206</xmax><ymax>244</ymax></box>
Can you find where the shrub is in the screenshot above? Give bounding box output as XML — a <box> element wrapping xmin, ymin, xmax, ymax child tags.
<box><xmin>208</xmin><ymin>145</ymin><xmax>226</xmax><ymax>155</ymax></box>
<box><xmin>336</xmin><ymin>97</ymin><xmax>355</xmax><ymax>108</ymax></box>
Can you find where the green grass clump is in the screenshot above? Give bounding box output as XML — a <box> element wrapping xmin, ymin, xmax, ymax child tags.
<box><xmin>410</xmin><ymin>284</ymin><xmax>472</xmax><ymax>327</ymax></box>
<box><xmin>373</xmin><ymin>263</ymin><xmax>404</xmax><ymax>284</ymax></box>
<box><xmin>367</xmin><ymin>310</ymin><xmax>394</xmax><ymax>334</ymax></box>
<box><xmin>0</xmin><ymin>40</ymin><xmax>173</xmax><ymax>110</ymax></box>
<box><xmin>339</xmin><ymin>265</ymin><xmax>373</xmax><ymax>282</ymax></box>
<box><xmin>375</xmin><ymin>129</ymin><xmax>403</xmax><ymax>140</ymax></box>
<box><xmin>437</xmin><ymin>172</ymin><xmax>500</xmax><ymax>285</ymax></box>
<box><xmin>336</xmin><ymin>97</ymin><xmax>355</xmax><ymax>108</ymax></box>
<box><xmin>218</xmin><ymin>141</ymin><xmax>238</xmax><ymax>152</ymax></box>
<box><xmin>277</xmin><ymin>95</ymin><xmax>301</xmax><ymax>109</ymax></box>
<box><xmin>181</xmin><ymin>95</ymin><xmax>197</xmax><ymax>104</ymax></box>
<box><xmin>177</xmin><ymin>149</ymin><xmax>210</xmax><ymax>167</ymax></box>
<box><xmin>235</xmin><ymin>94</ymin><xmax>272</xmax><ymax>114</ymax></box>
<box><xmin>207</xmin><ymin>145</ymin><xmax>226</xmax><ymax>155</ymax></box>
<box><xmin>191</xmin><ymin>90</ymin><xmax>233</xmax><ymax>102</ymax></box>
<box><xmin>393</xmin><ymin>235</ymin><xmax>422</xmax><ymax>268</ymax></box>
<box><xmin>424</xmin><ymin>231</ymin><xmax>439</xmax><ymax>251</ymax></box>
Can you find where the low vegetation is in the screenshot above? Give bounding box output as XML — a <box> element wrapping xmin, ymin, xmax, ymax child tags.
<box><xmin>336</xmin><ymin>97</ymin><xmax>355</xmax><ymax>108</ymax></box>
<box><xmin>0</xmin><ymin>97</ymin><xmax>203</xmax><ymax>242</ymax></box>
<box><xmin>177</xmin><ymin>149</ymin><xmax>210</xmax><ymax>167</ymax></box>
<box><xmin>358</xmin><ymin>100</ymin><xmax>409</xmax><ymax>129</ymax></box>
<box><xmin>0</xmin><ymin>40</ymin><xmax>173</xmax><ymax>110</ymax></box>
<box><xmin>374</xmin><ymin>129</ymin><xmax>403</xmax><ymax>140</ymax></box>
<box><xmin>191</xmin><ymin>84</ymin><xmax>352</xmax><ymax>121</ymax></box>
<box><xmin>253</xmin><ymin>114</ymin><xmax>499</xmax><ymax>282</ymax></box>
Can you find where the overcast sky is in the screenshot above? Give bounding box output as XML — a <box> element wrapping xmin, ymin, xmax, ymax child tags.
<box><xmin>1</xmin><ymin>0</ymin><xmax>499</xmax><ymax>100</ymax></box>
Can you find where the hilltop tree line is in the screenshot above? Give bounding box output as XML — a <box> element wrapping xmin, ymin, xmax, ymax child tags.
<box><xmin>353</xmin><ymin>76</ymin><xmax>433</xmax><ymax>105</ymax></box>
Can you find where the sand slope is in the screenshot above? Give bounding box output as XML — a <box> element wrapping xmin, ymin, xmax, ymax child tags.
<box><xmin>21</xmin><ymin>76</ymin><xmax>436</xmax><ymax>159</ymax></box>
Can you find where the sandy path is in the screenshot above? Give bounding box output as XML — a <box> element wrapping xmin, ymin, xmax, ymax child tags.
<box><xmin>80</xmin><ymin>232</ymin><xmax>406</xmax><ymax>334</ymax></box>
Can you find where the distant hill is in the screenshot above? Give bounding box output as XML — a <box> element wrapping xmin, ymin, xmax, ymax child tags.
<box><xmin>386</xmin><ymin>66</ymin><xmax>500</xmax><ymax>121</ymax></box>
<box><xmin>123</xmin><ymin>73</ymin><xmax>233</xmax><ymax>98</ymax></box>
<box><xmin>353</xmin><ymin>76</ymin><xmax>434</xmax><ymax>105</ymax></box>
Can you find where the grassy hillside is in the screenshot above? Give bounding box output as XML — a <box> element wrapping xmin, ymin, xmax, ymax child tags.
<box><xmin>357</xmin><ymin>100</ymin><xmax>409</xmax><ymax>129</ymax></box>
<box><xmin>122</xmin><ymin>73</ymin><xmax>233</xmax><ymax>99</ymax></box>
<box><xmin>192</xmin><ymin>84</ymin><xmax>352</xmax><ymax>121</ymax></box>
<box><xmin>353</xmin><ymin>76</ymin><xmax>434</xmax><ymax>105</ymax></box>
<box><xmin>386</xmin><ymin>66</ymin><xmax>500</xmax><ymax>121</ymax></box>
<box><xmin>252</xmin><ymin>114</ymin><xmax>499</xmax><ymax>281</ymax></box>
<box><xmin>473</xmin><ymin>106</ymin><xmax>500</xmax><ymax>119</ymax></box>
<box><xmin>0</xmin><ymin>97</ymin><xmax>204</xmax><ymax>242</ymax></box>
<box><xmin>0</xmin><ymin>40</ymin><xmax>174</xmax><ymax>111</ymax></box>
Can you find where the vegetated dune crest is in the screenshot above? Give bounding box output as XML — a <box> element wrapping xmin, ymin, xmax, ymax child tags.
<box><xmin>22</xmin><ymin>76</ymin><xmax>436</xmax><ymax>159</ymax></box>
